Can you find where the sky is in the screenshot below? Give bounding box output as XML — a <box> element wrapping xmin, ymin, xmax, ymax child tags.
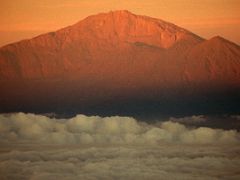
<box><xmin>0</xmin><ymin>0</ymin><xmax>240</xmax><ymax>47</ymax></box>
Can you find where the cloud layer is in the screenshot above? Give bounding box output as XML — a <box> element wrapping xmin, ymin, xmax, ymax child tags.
<box><xmin>0</xmin><ymin>141</ymin><xmax>240</xmax><ymax>179</ymax></box>
<box><xmin>0</xmin><ymin>113</ymin><xmax>240</xmax><ymax>179</ymax></box>
<box><xmin>0</xmin><ymin>113</ymin><xmax>239</xmax><ymax>145</ymax></box>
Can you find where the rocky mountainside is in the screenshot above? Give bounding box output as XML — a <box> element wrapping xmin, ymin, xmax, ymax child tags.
<box><xmin>0</xmin><ymin>10</ymin><xmax>239</xmax><ymax>117</ymax></box>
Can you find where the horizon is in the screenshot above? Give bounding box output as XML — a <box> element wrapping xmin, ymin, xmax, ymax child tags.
<box><xmin>0</xmin><ymin>0</ymin><xmax>240</xmax><ymax>47</ymax></box>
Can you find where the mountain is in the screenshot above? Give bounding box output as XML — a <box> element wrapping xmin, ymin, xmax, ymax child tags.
<box><xmin>0</xmin><ymin>10</ymin><xmax>240</xmax><ymax>118</ymax></box>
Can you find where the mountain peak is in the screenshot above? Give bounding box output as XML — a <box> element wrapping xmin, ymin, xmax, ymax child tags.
<box><xmin>209</xmin><ymin>36</ymin><xmax>228</xmax><ymax>42</ymax></box>
<box><xmin>94</xmin><ymin>10</ymin><xmax>137</xmax><ymax>18</ymax></box>
<box><xmin>73</xmin><ymin>10</ymin><xmax>202</xmax><ymax>49</ymax></box>
<box><xmin>204</xmin><ymin>36</ymin><xmax>240</xmax><ymax>48</ymax></box>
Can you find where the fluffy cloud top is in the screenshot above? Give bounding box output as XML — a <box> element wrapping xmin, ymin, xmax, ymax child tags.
<box><xmin>0</xmin><ymin>113</ymin><xmax>239</xmax><ymax>145</ymax></box>
<box><xmin>0</xmin><ymin>113</ymin><xmax>240</xmax><ymax>179</ymax></box>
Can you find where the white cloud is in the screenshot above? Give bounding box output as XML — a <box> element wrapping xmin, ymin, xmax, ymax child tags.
<box><xmin>0</xmin><ymin>113</ymin><xmax>240</xmax><ymax>179</ymax></box>
<box><xmin>0</xmin><ymin>113</ymin><xmax>239</xmax><ymax>145</ymax></box>
<box><xmin>0</xmin><ymin>143</ymin><xmax>240</xmax><ymax>180</ymax></box>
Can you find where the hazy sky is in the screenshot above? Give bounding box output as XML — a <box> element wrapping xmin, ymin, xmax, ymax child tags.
<box><xmin>0</xmin><ymin>0</ymin><xmax>240</xmax><ymax>47</ymax></box>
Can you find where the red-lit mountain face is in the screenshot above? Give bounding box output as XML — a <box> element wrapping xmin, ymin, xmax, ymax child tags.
<box><xmin>0</xmin><ymin>10</ymin><xmax>240</xmax><ymax>117</ymax></box>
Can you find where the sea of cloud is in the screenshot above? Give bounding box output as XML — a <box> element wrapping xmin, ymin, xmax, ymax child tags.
<box><xmin>0</xmin><ymin>113</ymin><xmax>240</xmax><ymax>179</ymax></box>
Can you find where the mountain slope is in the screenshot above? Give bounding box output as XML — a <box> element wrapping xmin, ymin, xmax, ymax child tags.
<box><xmin>0</xmin><ymin>10</ymin><xmax>203</xmax><ymax>79</ymax></box>
<box><xmin>185</xmin><ymin>36</ymin><xmax>240</xmax><ymax>85</ymax></box>
<box><xmin>0</xmin><ymin>10</ymin><xmax>239</xmax><ymax>117</ymax></box>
